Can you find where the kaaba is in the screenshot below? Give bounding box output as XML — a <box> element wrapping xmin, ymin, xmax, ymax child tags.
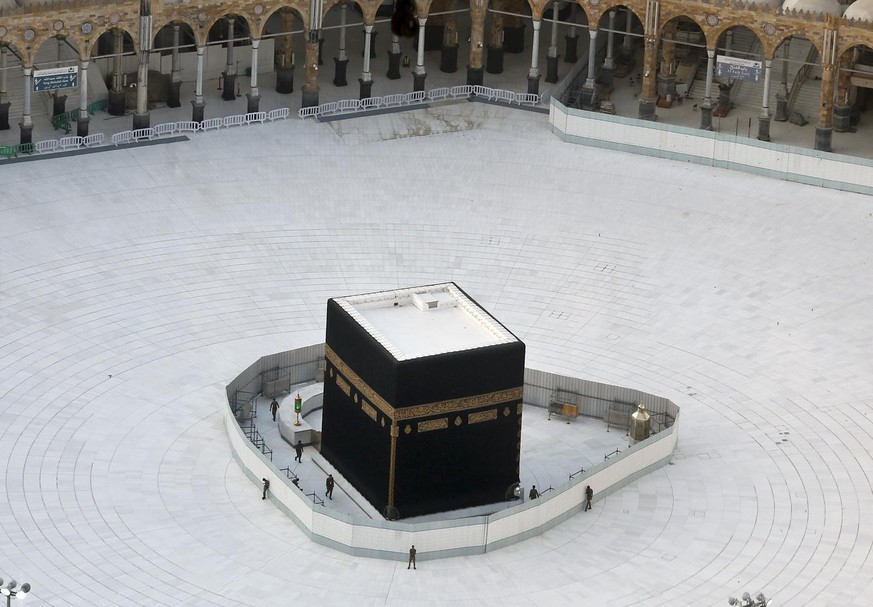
<box><xmin>320</xmin><ymin>283</ymin><xmax>525</xmax><ymax>519</ymax></box>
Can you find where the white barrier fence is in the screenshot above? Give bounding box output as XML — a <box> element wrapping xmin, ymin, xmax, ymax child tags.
<box><xmin>9</xmin><ymin>88</ymin><xmax>534</xmax><ymax>160</ymax></box>
<box><xmin>13</xmin><ymin>109</ymin><xmax>293</xmax><ymax>160</ymax></box>
<box><xmin>297</xmin><ymin>86</ymin><xmax>541</xmax><ymax>119</ymax></box>
<box><xmin>110</xmin><ymin>109</ymin><xmax>292</xmax><ymax>146</ymax></box>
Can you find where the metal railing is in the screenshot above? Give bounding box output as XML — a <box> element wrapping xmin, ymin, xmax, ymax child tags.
<box><xmin>298</xmin><ymin>86</ymin><xmax>541</xmax><ymax>119</ymax></box>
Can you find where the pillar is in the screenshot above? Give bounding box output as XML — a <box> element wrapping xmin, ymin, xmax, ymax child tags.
<box><xmin>657</xmin><ymin>21</ymin><xmax>676</xmax><ymax>103</ymax></box>
<box><xmin>19</xmin><ymin>65</ymin><xmax>33</xmax><ymax>144</ymax></box>
<box><xmin>581</xmin><ymin>29</ymin><xmax>599</xmax><ymax>110</ymax></box>
<box><xmin>302</xmin><ymin>36</ymin><xmax>320</xmax><ymax>108</ymax></box>
<box><xmin>133</xmin><ymin>5</ymin><xmax>152</xmax><ymax>130</ymax></box>
<box><xmin>815</xmin><ymin>24</ymin><xmax>836</xmax><ymax>152</ymax></box>
<box><xmin>775</xmin><ymin>38</ymin><xmax>790</xmax><ymax>122</ymax></box>
<box><xmin>222</xmin><ymin>17</ymin><xmax>237</xmax><ymax>101</ymax></box>
<box><xmin>359</xmin><ymin>24</ymin><xmax>374</xmax><ymax>99</ymax></box>
<box><xmin>335</xmin><ymin>3</ymin><xmax>350</xmax><ymax>86</ymax></box>
<box><xmin>757</xmin><ymin>59</ymin><xmax>772</xmax><ymax>141</ymax></box>
<box><xmin>545</xmin><ymin>2</ymin><xmax>560</xmax><ymax>83</ymax></box>
<box><xmin>700</xmin><ymin>49</ymin><xmax>714</xmax><ymax>130</ymax></box>
<box><xmin>192</xmin><ymin>45</ymin><xmax>206</xmax><ymax>122</ymax></box>
<box><xmin>77</xmin><ymin>59</ymin><xmax>90</xmax><ymax>137</ymax></box>
<box><xmin>277</xmin><ymin>12</ymin><xmax>295</xmax><ymax>93</ymax></box>
<box><xmin>564</xmin><ymin>3</ymin><xmax>579</xmax><ymax>63</ymax></box>
<box><xmin>601</xmin><ymin>10</ymin><xmax>617</xmax><ymax>90</ymax></box>
<box><xmin>528</xmin><ymin>19</ymin><xmax>542</xmax><ymax>95</ymax></box>
<box><xmin>467</xmin><ymin>0</ymin><xmax>486</xmax><ymax>85</ymax></box>
<box><xmin>0</xmin><ymin>45</ymin><xmax>9</xmax><ymax>130</ymax></box>
<box><xmin>388</xmin><ymin>34</ymin><xmax>402</xmax><ymax>79</ymax></box>
<box><xmin>247</xmin><ymin>38</ymin><xmax>261</xmax><ymax>113</ymax></box>
<box><xmin>414</xmin><ymin>17</ymin><xmax>427</xmax><ymax>91</ymax></box>
<box><xmin>834</xmin><ymin>53</ymin><xmax>852</xmax><ymax>132</ymax></box>
<box><xmin>440</xmin><ymin>2</ymin><xmax>459</xmax><ymax>74</ymax></box>
<box><xmin>486</xmin><ymin>6</ymin><xmax>504</xmax><ymax>74</ymax></box>
<box><xmin>168</xmin><ymin>24</ymin><xmax>182</xmax><ymax>107</ymax></box>
<box><xmin>109</xmin><ymin>29</ymin><xmax>125</xmax><ymax>115</ymax></box>
<box><xmin>621</xmin><ymin>6</ymin><xmax>634</xmax><ymax>61</ymax></box>
<box><xmin>638</xmin><ymin>0</ymin><xmax>658</xmax><ymax>121</ymax></box>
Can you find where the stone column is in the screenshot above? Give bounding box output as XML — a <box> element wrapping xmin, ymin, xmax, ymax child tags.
<box><xmin>700</xmin><ymin>49</ymin><xmax>714</xmax><ymax>130</ymax></box>
<box><xmin>580</xmin><ymin>29</ymin><xmax>599</xmax><ymax>109</ymax></box>
<box><xmin>277</xmin><ymin>12</ymin><xmax>295</xmax><ymax>93</ymax></box>
<box><xmin>19</xmin><ymin>65</ymin><xmax>33</xmax><ymax>144</ymax></box>
<box><xmin>564</xmin><ymin>3</ymin><xmax>579</xmax><ymax>63</ymax></box>
<box><xmin>388</xmin><ymin>34</ymin><xmax>402</xmax><ymax>79</ymax></box>
<box><xmin>359</xmin><ymin>24</ymin><xmax>374</xmax><ymax>99</ymax></box>
<box><xmin>638</xmin><ymin>0</ymin><xmax>658</xmax><ymax>120</ymax></box>
<box><xmin>545</xmin><ymin>2</ymin><xmax>560</xmax><ymax>83</ymax></box>
<box><xmin>192</xmin><ymin>45</ymin><xmax>206</xmax><ymax>122</ymax></box>
<box><xmin>621</xmin><ymin>6</ymin><xmax>634</xmax><ymax>61</ymax></box>
<box><xmin>302</xmin><ymin>35</ymin><xmax>320</xmax><ymax>107</ymax></box>
<box><xmin>247</xmin><ymin>38</ymin><xmax>261</xmax><ymax>113</ymax></box>
<box><xmin>52</xmin><ymin>37</ymin><xmax>67</xmax><ymax>118</ymax></box>
<box><xmin>724</xmin><ymin>30</ymin><xmax>733</xmax><ymax>56</ymax></box>
<box><xmin>133</xmin><ymin>3</ymin><xmax>152</xmax><ymax>130</ymax></box>
<box><xmin>222</xmin><ymin>17</ymin><xmax>237</xmax><ymax>101</ymax></box>
<box><xmin>335</xmin><ymin>3</ymin><xmax>349</xmax><ymax>86</ymax></box>
<box><xmin>0</xmin><ymin>46</ymin><xmax>10</xmax><ymax>130</ymax></box>
<box><xmin>168</xmin><ymin>24</ymin><xmax>182</xmax><ymax>107</ymax></box>
<box><xmin>109</xmin><ymin>29</ymin><xmax>125</xmax><ymax>115</ymax></box>
<box><xmin>77</xmin><ymin>59</ymin><xmax>90</xmax><ymax>137</ymax></box>
<box><xmin>601</xmin><ymin>10</ymin><xmax>617</xmax><ymax>90</ymax></box>
<box><xmin>757</xmin><ymin>59</ymin><xmax>772</xmax><ymax>141</ymax></box>
<box><xmin>486</xmin><ymin>5</ymin><xmax>504</xmax><ymax>74</ymax></box>
<box><xmin>467</xmin><ymin>0</ymin><xmax>486</xmax><ymax>85</ymax></box>
<box><xmin>834</xmin><ymin>53</ymin><xmax>853</xmax><ymax>132</ymax></box>
<box><xmin>414</xmin><ymin>17</ymin><xmax>428</xmax><ymax>91</ymax></box>
<box><xmin>657</xmin><ymin>21</ymin><xmax>676</xmax><ymax>103</ymax></box>
<box><xmin>440</xmin><ymin>2</ymin><xmax>459</xmax><ymax>74</ymax></box>
<box><xmin>775</xmin><ymin>38</ymin><xmax>790</xmax><ymax>122</ymax></box>
<box><xmin>527</xmin><ymin>19</ymin><xmax>542</xmax><ymax>95</ymax></box>
<box><xmin>815</xmin><ymin>23</ymin><xmax>836</xmax><ymax>152</ymax></box>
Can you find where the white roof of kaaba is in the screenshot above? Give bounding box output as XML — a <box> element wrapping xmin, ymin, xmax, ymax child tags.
<box><xmin>334</xmin><ymin>283</ymin><xmax>518</xmax><ymax>360</ymax></box>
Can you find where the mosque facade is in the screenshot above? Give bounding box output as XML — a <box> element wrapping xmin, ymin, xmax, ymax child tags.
<box><xmin>1</xmin><ymin>0</ymin><xmax>872</xmax><ymax>151</ymax></box>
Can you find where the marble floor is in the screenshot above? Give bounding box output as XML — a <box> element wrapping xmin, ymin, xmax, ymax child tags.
<box><xmin>1</xmin><ymin>95</ymin><xmax>872</xmax><ymax>607</ymax></box>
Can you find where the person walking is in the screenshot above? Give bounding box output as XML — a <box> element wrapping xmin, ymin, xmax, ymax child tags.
<box><xmin>585</xmin><ymin>485</ymin><xmax>593</xmax><ymax>511</ymax></box>
<box><xmin>270</xmin><ymin>398</ymin><xmax>279</xmax><ymax>422</ymax></box>
<box><xmin>262</xmin><ymin>478</ymin><xmax>270</xmax><ymax>500</ymax></box>
<box><xmin>529</xmin><ymin>485</ymin><xmax>539</xmax><ymax>500</ymax></box>
<box><xmin>326</xmin><ymin>474</ymin><xmax>335</xmax><ymax>500</ymax></box>
<box><xmin>407</xmin><ymin>545</ymin><xmax>416</xmax><ymax>569</ymax></box>
<box><xmin>294</xmin><ymin>440</ymin><xmax>303</xmax><ymax>463</ymax></box>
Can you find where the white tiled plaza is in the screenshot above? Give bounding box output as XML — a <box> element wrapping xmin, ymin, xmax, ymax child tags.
<box><xmin>2</xmin><ymin>99</ymin><xmax>873</xmax><ymax>607</ymax></box>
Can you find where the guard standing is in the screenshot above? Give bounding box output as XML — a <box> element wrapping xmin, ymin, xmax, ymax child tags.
<box><xmin>529</xmin><ymin>485</ymin><xmax>539</xmax><ymax>500</ymax></box>
<box><xmin>585</xmin><ymin>485</ymin><xmax>593</xmax><ymax>511</ymax></box>
<box><xmin>408</xmin><ymin>545</ymin><xmax>416</xmax><ymax>569</ymax></box>
<box><xmin>270</xmin><ymin>398</ymin><xmax>279</xmax><ymax>422</ymax></box>
<box><xmin>262</xmin><ymin>478</ymin><xmax>270</xmax><ymax>500</ymax></box>
<box><xmin>326</xmin><ymin>474</ymin><xmax>335</xmax><ymax>499</ymax></box>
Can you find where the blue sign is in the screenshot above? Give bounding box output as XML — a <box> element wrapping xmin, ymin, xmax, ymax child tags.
<box><xmin>716</xmin><ymin>56</ymin><xmax>762</xmax><ymax>83</ymax></box>
<box><xmin>33</xmin><ymin>66</ymin><xmax>79</xmax><ymax>92</ymax></box>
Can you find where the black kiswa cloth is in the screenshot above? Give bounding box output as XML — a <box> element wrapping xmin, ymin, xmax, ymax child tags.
<box><xmin>391</xmin><ymin>0</ymin><xmax>418</xmax><ymax>38</ymax></box>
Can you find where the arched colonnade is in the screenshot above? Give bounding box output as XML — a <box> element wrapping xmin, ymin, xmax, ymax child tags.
<box><xmin>1</xmin><ymin>0</ymin><xmax>873</xmax><ymax>150</ymax></box>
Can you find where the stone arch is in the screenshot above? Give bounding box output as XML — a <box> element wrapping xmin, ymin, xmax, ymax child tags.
<box><xmin>833</xmin><ymin>43</ymin><xmax>873</xmax><ymax>128</ymax></box>
<box><xmin>205</xmin><ymin>13</ymin><xmax>254</xmax><ymax>46</ymax></box>
<box><xmin>651</xmin><ymin>15</ymin><xmax>706</xmax><ymax>105</ymax></box>
<box><xmin>152</xmin><ymin>15</ymin><xmax>207</xmax><ymax>48</ymax></box>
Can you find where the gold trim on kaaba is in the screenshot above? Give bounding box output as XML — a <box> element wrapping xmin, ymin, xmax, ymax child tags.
<box><xmin>325</xmin><ymin>345</ymin><xmax>523</xmax><ymax>421</ymax></box>
<box><xmin>335</xmin><ymin>375</ymin><xmax>351</xmax><ymax>397</ymax></box>
<box><xmin>418</xmin><ymin>418</ymin><xmax>449</xmax><ymax>432</ymax></box>
<box><xmin>468</xmin><ymin>409</ymin><xmax>497</xmax><ymax>424</ymax></box>
<box><xmin>362</xmin><ymin>401</ymin><xmax>378</xmax><ymax>422</ymax></box>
